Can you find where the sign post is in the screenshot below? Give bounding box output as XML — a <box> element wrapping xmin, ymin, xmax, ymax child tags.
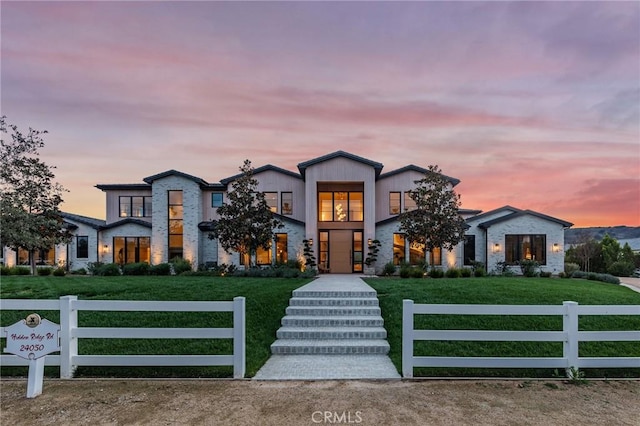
<box><xmin>3</xmin><ymin>314</ymin><xmax>61</xmax><ymax>398</ymax></box>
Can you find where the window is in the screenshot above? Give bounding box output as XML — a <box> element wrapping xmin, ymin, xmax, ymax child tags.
<box><xmin>463</xmin><ymin>235</ymin><xmax>476</xmax><ymax>265</ymax></box>
<box><xmin>168</xmin><ymin>190</ymin><xmax>183</xmax><ymax>260</ymax></box>
<box><xmin>389</xmin><ymin>192</ymin><xmax>401</xmax><ymax>215</ymax></box>
<box><xmin>505</xmin><ymin>235</ymin><xmax>546</xmax><ymax>265</ymax></box>
<box><xmin>212</xmin><ymin>192</ymin><xmax>223</xmax><ymax>208</ymax></box>
<box><xmin>264</xmin><ymin>192</ymin><xmax>277</xmax><ymax>213</ymax></box>
<box><xmin>114</xmin><ymin>237</ymin><xmax>150</xmax><ymax>264</ymax></box>
<box><xmin>77</xmin><ymin>236</ymin><xmax>89</xmax><ymax>259</ymax></box>
<box><xmin>240</xmin><ymin>244</ymin><xmax>272</xmax><ymax>266</ymax></box>
<box><xmin>119</xmin><ymin>196</ymin><xmax>152</xmax><ymax>217</ymax></box>
<box><xmin>404</xmin><ymin>192</ymin><xmax>417</xmax><ymax>212</ymax></box>
<box><xmin>318</xmin><ymin>191</ymin><xmax>364</xmax><ymax>222</ymax></box>
<box><xmin>17</xmin><ymin>247</ymin><xmax>54</xmax><ymax>265</ymax></box>
<box><xmin>393</xmin><ymin>234</ymin><xmax>405</xmax><ymax>265</ymax></box>
<box><xmin>430</xmin><ymin>247</ymin><xmax>442</xmax><ymax>266</ymax></box>
<box><xmin>281</xmin><ymin>192</ymin><xmax>293</xmax><ymax>215</ymax></box>
<box><xmin>319</xmin><ymin>231</ymin><xmax>329</xmax><ymax>272</ymax></box>
<box><xmin>353</xmin><ymin>231</ymin><xmax>363</xmax><ymax>272</ymax></box>
<box><xmin>276</xmin><ymin>233</ymin><xmax>288</xmax><ymax>264</ymax></box>
<box><xmin>409</xmin><ymin>241</ymin><xmax>425</xmax><ymax>265</ymax></box>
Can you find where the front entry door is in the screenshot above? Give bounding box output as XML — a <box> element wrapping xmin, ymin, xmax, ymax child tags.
<box><xmin>330</xmin><ymin>230</ymin><xmax>352</xmax><ymax>273</ymax></box>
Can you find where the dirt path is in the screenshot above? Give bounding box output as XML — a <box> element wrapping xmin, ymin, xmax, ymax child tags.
<box><xmin>1</xmin><ymin>379</ymin><xmax>638</xmax><ymax>425</ymax></box>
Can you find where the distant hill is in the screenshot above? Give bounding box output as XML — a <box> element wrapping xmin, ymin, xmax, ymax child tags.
<box><xmin>565</xmin><ymin>226</ymin><xmax>640</xmax><ymax>245</ymax></box>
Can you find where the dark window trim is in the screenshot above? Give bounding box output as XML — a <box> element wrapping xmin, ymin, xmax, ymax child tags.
<box><xmin>505</xmin><ymin>234</ymin><xmax>547</xmax><ymax>265</ymax></box>
<box><xmin>281</xmin><ymin>192</ymin><xmax>293</xmax><ymax>215</ymax></box>
<box><xmin>119</xmin><ymin>195</ymin><xmax>152</xmax><ymax>218</ymax></box>
<box><xmin>318</xmin><ymin>191</ymin><xmax>364</xmax><ymax>222</ymax></box>
<box><xmin>389</xmin><ymin>192</ymin><xmax>401</xmax><ymax>215</ymax></box>
<box><xmin>76</xmin><ymin>235</ymin><xmax>89</xmax><ymax>259</ymax></box>
<box><xmin>212</xmin><ymin>192</ymin><xmax>224</xmax><ymax>208</ymax></box>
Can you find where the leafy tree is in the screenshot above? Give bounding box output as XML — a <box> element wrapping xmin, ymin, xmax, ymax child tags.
<box><xmin>208</xmin><ymin>160</ymin><xmax>282</xmax><ymax>267</ymax></box>
<box><xmin>600</xmin><ymin>234</ymin><xmax>621</xmax><ymax>271</ymax></box>
<box><xmin>0</xmin><ymin>116</ymin><xmax>72</xmax><ymax>274</ymax></box>
<box><xmin>566</xmin><ymin>236</ymin><xmax>604</xmax><ymax>272</ymax></box>
<box><xmin>398</xmin><ymin>165</ymin><xmax>466</xmax><ymax>259</ymax></box>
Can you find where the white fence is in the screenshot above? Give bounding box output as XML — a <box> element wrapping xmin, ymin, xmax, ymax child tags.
<box><xmin>1</xmin><ymin>296</ymin><xmax>246</xmax><ymax>378</ymax></box>
<box><xmin>402</xmin><ymin>300</ymin><xmax>640</xmax><ymax>378</ymax></box>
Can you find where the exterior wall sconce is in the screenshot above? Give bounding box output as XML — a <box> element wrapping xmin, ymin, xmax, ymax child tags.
<box><xmin>308</xmin><ymin>238</ymin><xmax>313</xmax><ymax>246</ymax></box>
<box><xmin>493</xmin><ymin>243</ymin><xmax>501</xmax><ymax>253</ymax></box>
<box><xmin>102</xmin><ymin>245</ymin><xmax>109</xmax><ymax>254</ymax></box>
<box><xmin>367</xmin><ymin>238</ymin><xmax>372</xmax><ymax>246</ymax></box>
<box><xmin>553</xmin><ymin>243</ymin><xmax>560</xmax><ymax>253</ymax></box>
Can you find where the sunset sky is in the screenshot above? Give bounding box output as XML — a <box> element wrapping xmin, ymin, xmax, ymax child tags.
<box><xmin>2</xmin><ymin>1</ymin><xmax>638</xmax><ymax>227</ymax></box>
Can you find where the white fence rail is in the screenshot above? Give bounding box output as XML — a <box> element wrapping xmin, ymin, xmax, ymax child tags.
<box><xmin>402</xmin><ymin>300</ymin><xmax>640</xmax><ymax>378</ymax></box>
<box><xmin>1</xmin><ymin>296</ymin><xmax>246</xmax><ymax>378</ymax></box>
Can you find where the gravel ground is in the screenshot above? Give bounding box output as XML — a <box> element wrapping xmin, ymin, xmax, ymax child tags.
<box><xmin>1</xmin><ymin>379</ymin><xmax>638</xmax><ymax>425</ymax></box>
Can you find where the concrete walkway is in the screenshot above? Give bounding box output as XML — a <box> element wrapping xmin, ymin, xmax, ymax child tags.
<box><xmin>619</xmin><ymin>277</ymin><xmax>640</xmax><ymax>294</ymax></box>
<box><xmin>254</xmin><ymin>275</ymin><xmax>401</xmax><ymax>380</ymax></box>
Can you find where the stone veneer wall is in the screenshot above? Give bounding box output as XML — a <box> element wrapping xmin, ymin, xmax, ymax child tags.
<box><xmin>151</xmin><ymin>176</ymin><xmax>202</xmax><ymax>268</ymax></box>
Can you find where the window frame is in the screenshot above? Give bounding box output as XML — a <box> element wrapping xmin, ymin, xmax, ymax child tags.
<box><xmin>281</xmin><ymin>192</ymin><xmax>293</xmax><ymax>215</ymax></box>
<box><xmin>389</xmin><ymin>192</ymin><xmax>401</xmax><ymax>215</ymax></box>
<box><xmin>264</xmin><ymin>192</ymin><xmax>278</xmax><ymax>213</ymax></box>
<box><xmin>119</xmin><ymin>195</ymin><xmax>152</xmax><ymax>218</ymax></box>
<box><xmin>505</xmin><ymin>234</ymin><xmax>547</xmax><ymax>265</ymax></box>
<box><xmin>318</xmin><ymin>191</ymin><xmax>364</xmax><ymax>222</ymax></box>
<box><xmin>76</xmin><ymin>236</ymin><xmax>89</xmax><ymax>259</ymax></box>
<box><xmin>463</xmin><ymin>235</ymin><xmax>476</xmax><ymax>266</ymax></box>
<box><xmin>212</xmin><ymin>192</ymin><xmax>224</xmax><ymax>208</ymax></box>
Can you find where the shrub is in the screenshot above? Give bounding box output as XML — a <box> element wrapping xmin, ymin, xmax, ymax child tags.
<box><xmin>474</xmin><ymin>267</ymin><xmax>486</xmax><ymax>277</ymax></box>
<box><xmin>53</xmin><ymin>267</ymin><xmax>66</xmax><ymax>277</ymax></box>
<box><xmin>518</xmin><ymin>259</ymin><xmax>540</xmax><ymax>277</ymax></box>
<box><xmin>564</xmin><ymin>262</ymin><xmax>580</xmax><ymax>276</ymax></box>
<box><xmin>123</xmin><ymin>262</ymin><xmax>150</xmax><ymax>276</ymax></box>
<box><xmin>382</xmin><ymin>262</ymin><xmax>397</xmax><ymax>276</ymax></box>
<box><xmin>460</xmin><ymin>268</ymin><xmax>472</xmax><ymax>278</ymax></box>
<box><xmin>37</xmin><ymin>267</ymin><xmax>52</xmax><ymax>276</ymax></box>
<box><xmin>539</xmin><ymin>271</ymin><xmax>552</xmax><ymax>278</ymax></box>
<box><xmin>607</xmin><ymin>261</ymin><xmax>635</xmax><ymax>277</ymax></box>
<box><xmin>0</xmin><ymin>266</ymin><xmax>10</xmax><ymax>275</ymax></box>
<box><xmin>445</xmin><ymin>267</ymin><xmax>461</xmax><ymax>278</ymax></box>
<box><xmin>87</xmin><ymin>262</ymin><xmax>104</xmax><ymax>275</ymax></box>
<box><xmin>170</xmin><ymin>257</ymin><xmax>193</xmax><ymax>275</ymax></box>
<box><xmin>428</xmin><ymin>268</ymin><xmax>444</xmax><ymax>279</ymax></box>
<box><xmin>399</xmin><ymin>263</ymin><xmax>411</xmax><ymax>279</ymax></box>
<box><xmin>95</xmin><ymin>263</ymin><xmax>121</xmax><ymax>276</ymax></box>
<box><xmin>149</xmin><ymin>263</ymin><xmax>171</xmax><ymax>276</ymax></box>
<box><xmin>571</xmin><ymin>270</ymin><xmax>620</xmax><ymax>284</ymax></box>
<box><xmin>410</xmin><ymin>267</ymin><xmax>425</xmax><ymax>278</ymax></box>
<box><xmin>71</xmin><ymin>268</ymin><xmax>87</xmax><ymax>275</ymax></box>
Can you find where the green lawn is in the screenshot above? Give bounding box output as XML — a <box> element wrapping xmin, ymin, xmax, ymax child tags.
<box><xmin>366</xmin><ymin>277</ymin><xmax>640</xmax><ymax>378</ymax></box>
<box><xmin>0</xmin><ymin>275</ymin><xmax>310</xmax><ymax>378</ymax></box>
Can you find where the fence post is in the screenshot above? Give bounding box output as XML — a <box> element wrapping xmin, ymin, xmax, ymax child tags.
<box><xmin>59</xmin><ymin>295</ymin><xmax>78</xmax><ymax>379</ymax></box>
<box><xmin>563</xmin><ymin>301</ymin><xmax>579</xmax><ymax>378</ymax></box>
<box><xmin>402</xmin><ymin>299</ymin><xmax>414</xmax><ymax>378</ymax></box>
<box><xmin>233</xmin><ymin>297</ymin><xmax>246</xmax><ymax>379</ymax></box>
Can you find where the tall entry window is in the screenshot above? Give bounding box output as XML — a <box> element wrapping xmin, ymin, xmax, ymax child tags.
<box><xmin>318</xmin><ymin>191</ymin><xmax>364</xmax><ymax>222</ymax></box>
<box><xmin>114</xmin><ymin>237</ymin><xmax>150</xmax><ymax>264</ymax></box>
<box><xmin>276</xmin><ymin>234</ymin><xmax>288</xmax><ymax>264</ymax></box>
<box><xmin>353</xmin><ymin>231</ymin><xmax>363</xmax><ymax>272</ymax></box>
<box><xmin>393</xmin><ymin>234</ymin><xmax>405</xmax><ymax>265</ymax></box>
<box><xmin>168</xmin><ymin>190</ymin><xmax>183</xmax><ymax>260</ymax></box>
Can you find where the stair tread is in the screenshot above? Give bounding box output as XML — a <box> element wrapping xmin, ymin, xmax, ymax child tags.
<box><xmin>272</xmin><ymin>339</ymin><xmax>390</xmax><ymax>346</ymax></box>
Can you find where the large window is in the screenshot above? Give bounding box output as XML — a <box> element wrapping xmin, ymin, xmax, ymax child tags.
<box><xmin>264</xmin><ymin>192</ymin><xmax>277</xmax><ymax>213</ymax></box>
<box><xmin>393</xmin><ymin>233</ymin><xmax>405</xmax><ymax>265</ymax></box>
<box><xmin>404</xmin><ymin>192</ymin><xmax>417</xmax><ymax>212</ymax></box>
<box><xmin>240</xmin><ymin>244</ymin><xmax>272</xmax><ymax>266</ymax></box>
<box><xmin>409</xmin><ymin>241</ymin><xmax>425</xmax><ymax>265</ymax></box>
<box><xmin>318</xmin><ymin>191</ymin><xmax>364</xmax><ymax>222</ymax></box>
<box><xmin>212</xmin><ymin>192</ymin><xmax>224</xmax><ymax>208</ymax></box>
<box><xmin>505</xmin><ymin>234</ymin><xmax>546</xmax><ymax>265</ymax></box>
<box><xmin>77</xmin><ymin>236</ymin><xmax>89</xmax><ymax>259</ymax></box>
<box><xmin>168</xmin><ymin>190</ymin><xmax>183</xmax><ymax>260</ymax></box>
<box><xmin>276</xmin><ymin>234</ymin><xmax>288</xmax><ymax>264</ymax></box>
<box><xmin>114</xmin><ymin>237</ymin><xmax>150</xmax><ymax>264</ymax></box>
<box><xmin>281</xmin><ymin>192</ymin><xmax>293</xmax><ymax>215</ymax></box>
<box><xmin>462</xmin><ymin>235</ymin><xmax>476</xmax><ymax>265</ymax></box>
<box><xmin>17</xmin><ymin>247</ymin><xmax>55</xmax><ymax>265</ymax></box>
<box><xmin>463</xmin><ymin>235</ymin><xmax>476</xmax><ymax>265</ymax></box>
<box><xmin>429</xmin><ymin>247</ymin><xmax>442</xmax><ymax>266</ymax></box>
<box><xmin>119</xmin><ymin>196</ymin><xmax>152</xmax><ymax>218</ymax></box>
<box><xmin>319</xmin><ymin>231</ymin><xmax>329</xmax><ymax>273</ymax></box>
<box><xmin>389</xmin><ymin>192</ymin><xmax>401</xmax><ymax>215</ymax></box>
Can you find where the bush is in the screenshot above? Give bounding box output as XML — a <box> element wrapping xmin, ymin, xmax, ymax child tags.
<box><xmin>445</xmin><ymin>267</ymin><xmax>461</xmax><ymax>278</ymax></box>
<box><xmin>518</xmin><ymin>259</ymin><xmax>540</xmax><ymax>277</ymax></box>
<box><xmin>149</xmin><ymin>263</ymin><xmax>171</xmax><ymax>276</ymax></box>
<box><xmin>460</xmin><ymin>268</ymin><xmax>472</xmax><ymax>278</ymax></box>
<box><xmin>170</xmin><ymin>257</ymin><xmax>193</xmax><ymax>275</ymax></box>
<box><xmin>94</xmin><ymin>263</ymin><xmax>121</xmax><ymax>276</ymax></box>
<box><xmin>0</xmin><ymin>266</ymin><xmax>10</xmax><ymax>275</ymax></box>
<box><xmin>607</xmin><ymin>261</ymin><xmax>635</xmax><ymax>277</ymax></box>
<box><xmin>123</xmin><ymin>262</ymin><xmax>151</xmax><ymax>276</ymax></box>
<box><xmin>539</xmin><ymin>271</ymin><xmax>552</xmax><ymax>278</ymax></box>
<box><xmin>53</xmin><ymin>267</ymin><xmax>66</xmax><ymax>277</ymax></box>
<box><xmin>87</xmin><ymin>262</ymin><xmax>104</xmax><ymax>275</ymax></box>
<box><xmin>474</xmin><ymin>267</ymin><xmax>486</xmax><ymax>277</ymax></box>
<box><xmin>410</xmin><ymin>267</ymin><xmax>425</xmax><ymax>278</ymax></box>
<box><xmin>428</xmin><ymin>268</ymin><xmax>444</xmax><ymax>279</ymax></box>
<box><xmin>399</xmin><ymin>263</ymin><xmax>411</xmax><ymax>279</ymax></box>
<box><xmin>37</xmin><ymin>267</ymin><xmax>52</xmax><ymax>276</ymax></box>
<box><xmin>71</xmin><ymin>268</ymin><xmax>87</xmax><ymax>275</ymax></box>
<box><xmin>564</xmin><ymin>263</ymin><xmax>580</xmax><ymax>276</ymax></box>
<box><xmin>382</xmin><ymin>262</ymin><xmax>397</xmax><ymax>276</ymax></box>
<box><xmin>571</xmin><ymin>270</ymin><xmax>620</xmax><ymax>284</ymax></box>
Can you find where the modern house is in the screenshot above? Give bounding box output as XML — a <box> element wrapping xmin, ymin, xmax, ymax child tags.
<box><xmin>1</xmin><ymin>151</ymin><xmax>573</xmax><ymax>275</ymax></box>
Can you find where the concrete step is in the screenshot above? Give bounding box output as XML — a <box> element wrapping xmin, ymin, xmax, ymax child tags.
<box><xmin>276</xmin><ymin>326</ymin><xmax>387</xmax><ymax>340</ymax></box>
<box><xmin>292</xmin><ymin>289</ymin><xmax>377</xmax><ymax>299</ymax></box>
<box><xmin>270</xmin><ymin>339</ymin><xmax>390</xmax><ymax>355</ymax></box>
<box><xmin>289</xmin><ymin>297</ymin><xmax>379</xmax><ymax>307</ymax></box>
<box><xmin>285</xmin><ymin>306</ymin><xmax>381</xmax><ymax>316</ymax></box>
<box><xmin>281</xmin><ymin>315</ymin><xmax>384</xmax><ymax>327</ymax></box>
